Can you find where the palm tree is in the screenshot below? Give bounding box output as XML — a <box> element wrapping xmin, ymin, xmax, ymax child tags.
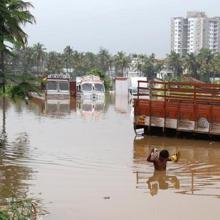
<box><xmin>83</xmin><ymin>52</ymin><xmax>97</xmax><ymax>73</ymax></box>
<box><xmin>97</xmin><ymin>48</ymin><xmax>111</xmax><ymax>73</ymax></box>
<box><xmin>140</xmin><ymin>54</ymin><xmax>163</xmax><ymax>80</ymax></box>
<box><xmin>32</xmin><ymin>43</ymin><xmax>46</xmax><ymax>75</ymax></box>
<box><xmin>114</xmin><ymin>51</ymin><xmax>130</xmax><ymax>77</ymax></box>
<box><xmin>184</xmin><ymin>53</ymin><xmax>200</xmax><ymax>79</ymax></box>
<box><xmin>136</xmin><ymin>54</ymin><xmax>146</xmax><ymax>76</ymax></box>
<box><xmin>166</xmin><ymin>51</ymin><xmax>183</xmax><ymax>79</ymax></box>
<box><xmin>9</xmin><ymin>46</ymin><xmax>34</xmax><ymax>76</ymax></box>
<box><xmin>22</xmin><ymin>47</ymin><xmax>35</xmax><ymax>75</ymax></box>
<box><xmin>72</xmin><ymin>51</ymin><xmax>85</xmax><ymax>76</ymax></box>
<box><xmin>213</xmin><ymin>53</ymin><xmax>220</xmax><ymax>81</ymax></box>
<box><xmin>197</xmin><ymin>48</ymin><xmax>215</xmax><ymax>82</ymax></box>
<box><xmin>46</xmin><ymin>52</ymin><xmax>63</xmax><ymax>74</ymax></box>
<box><xmin>0</xmin><ymin>0</ymin><xmax>35</xmax><ymax>93</ymax></box>
<box><xmin>63</xmin><ymin>45</ymin><xmax>73</xmax><ymax>74</ymax></box>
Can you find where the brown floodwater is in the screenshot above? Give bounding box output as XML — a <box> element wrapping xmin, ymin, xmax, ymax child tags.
<box><xmin>0</xmin><ymin>95</ymin><xmax>220</xmax><ymax>219</ymax></box>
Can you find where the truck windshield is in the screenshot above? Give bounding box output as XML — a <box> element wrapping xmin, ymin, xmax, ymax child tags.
<box><xmin>59</xmin><ymin>81</ymin><xmax>69</xmax><ymax>91</ymax></box>
<box><xmin>82</xmin><ymin>83</ymin><xmax>93</xmax><ymax>91</ymax></box>
<box><xmin>47</xmin><ymin>81</ymin><xmax>57</xmax><ymax>90</ymax></box>
<box><xmin>94</xmin><ymin>84</ymin><xmax>104</xmax><ymax>92</ymax></box>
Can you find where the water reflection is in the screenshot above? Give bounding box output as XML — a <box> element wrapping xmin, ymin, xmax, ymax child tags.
<box><xmin>0</xmin><ymin>132</ymin><xmax>32</xmax><ymax>202</ymax></box>
<box><xmin>45</xmin><ymin>100</ymin><xmax>70</xmax><ymax>116</ymax></box>
<box><xmin>77</xmin><ymin>99</ymin><xmax>105</xmax><ymax>120</ymax></box>
<box><xmin>147</xmin><ymin>171</ymin><xmax>180</xmax><ymax>196</ymax></box>
<box><xmin>115</xmin><ymin>94</ymin><xmax>130</xmax><ymax>113</ymax></box>
<box><xmin>31</xmin><ymin>96</ymin><xmax>109</xmax><ymax>120</ymax></box>
<box><xmin>0</xmin><ymin>99</ymin><xmax>45</xmax><ymax>216</ymax></box>
<box><xmin>31</xmin><ymin>97</ymin><xmax>76</xmax><ymax>117</ymax></box>
<box><xmin>133</xmin><ymin>136</ymin><xmax>220</xmax><ymax>198</ymax></box>
<box><xmin>0</xmin><ymin>97</ymin><xmax>9</xmax><ymax>147</ymax></box>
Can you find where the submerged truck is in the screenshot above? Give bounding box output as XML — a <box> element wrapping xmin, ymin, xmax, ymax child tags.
<box><xmin>76</xmin><ymin>75</ymin><xmax>105</xmax><ymax>100</ymax></box>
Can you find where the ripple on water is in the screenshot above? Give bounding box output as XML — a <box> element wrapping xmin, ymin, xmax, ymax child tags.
<box><xmin>133</xmin><ymin>158</ymin><xmax>220</xmax><ymax>198</ymax></box>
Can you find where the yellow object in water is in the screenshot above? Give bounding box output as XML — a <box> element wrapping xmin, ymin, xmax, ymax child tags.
<box><xmin>170</xmin><ymin>152</ymin><xmax>180</xmax><ymax>162</ymax></box>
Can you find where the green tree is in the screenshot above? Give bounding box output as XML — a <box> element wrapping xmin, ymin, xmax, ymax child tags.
<box><xmin>197</xmin><ymin>48</ymin><xmax>215</xmax><ymax>82</ymax></box>
<box><xmin>63</xmin><ymin>45</ymin><xmax>73</xmax><ymax>74</ymax></box>
<box><xmin>213</xmin><ymin>53</ymin><xmax>220</xmax><ymax>79</ymax></box>
<box><xmin>97</xmin><ymin>48</ymin><xmax>111</xmax><ymax>73</ymax></box>
<box><xmin>184</xmin><ymin>53</ymin><xmax>200</xmax><ymax>79</ymax></box>
<box><xmin>0</xmin><ymin>0</ymin><xmax>35</xmax><ymax>93</ymax></box>
<box><xmin>32</xmin><ymin>43</ymin><xmax>46</xmax><ymax>75</ymax></box>
<box><xmin>167</xmin><ymin>51</ymin><xmax>183</xmax><ymax>79</ymax></box>
<box><xmin>46</xmin><ymin>51</ymin><xmax>63</xmax><ymax>74</ymax></box>
<box><xmin>8</xmin><ymin>47</ymin><xmax>34</xmax><ymax>76</ymax></box>
<box><xmin>136</xmin><ymin>54</ymin><xmax>146</xmax><ymax>76</ymax></box>
<box><xmin>114</xmin><ymin>51</ymin><xmax>130</xmax><ymax>77</ymax></box>
<box><xmin>139</xmin><ymin>54</ymin><xmax>163</xmax><ymax>80</ymax></box>
<box><xmin>72</xmin><ymin>51</ymin><xmax>85</xmax><ymax>76</ymax></box>
<box><xmin>83</xmin><ymin>52</ymin><xmax>97</xmax><ymax>73</ymax></box>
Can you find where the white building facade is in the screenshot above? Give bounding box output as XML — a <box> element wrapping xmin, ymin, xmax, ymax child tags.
<box><xmin>171</xmin><ymin>17</ymin><xmax>188</xmax><ymax>55</ymax></box>
<box><xmin>171</xmin><ymin>12</ymin><xmax>220</xmax><ymax>54</ymax></box>
<box><xmin>207</xmin><ymin>17</ymin><xmax>220</xmax><ymax>53</ymax></box>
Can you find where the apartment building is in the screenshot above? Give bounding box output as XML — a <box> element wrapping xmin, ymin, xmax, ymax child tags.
<box><xmin>207</xmin><ymin>17</ymin><xmax>220</xmax><ymax>53</ymax></box>
<box><xmin>171</xmin><ymin>11</ymin><xmax>220</xmax><ymax>54</ymax></box>
<box><xmin>171</xmin><ymin>17</ymin><xmax>188</xmax><ymax>55</ymax></box>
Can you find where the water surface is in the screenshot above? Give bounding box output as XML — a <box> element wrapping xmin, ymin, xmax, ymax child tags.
<box><xmin>0</xmin><ymin>95</ymin><xmax>220</xmax><ymax>220</ymax></box>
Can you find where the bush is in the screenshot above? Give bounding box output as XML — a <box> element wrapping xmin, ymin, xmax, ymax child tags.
<box><xmin>9</xmin><ymin>82</ymin><xmax>39</xmax><ymax>99</ymax></box>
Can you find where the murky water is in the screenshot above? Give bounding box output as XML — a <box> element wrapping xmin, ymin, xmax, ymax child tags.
<box><xmin>0</xmin><ymin>95</ymin><xmax>220</xmax><ymax>220</ymax></box>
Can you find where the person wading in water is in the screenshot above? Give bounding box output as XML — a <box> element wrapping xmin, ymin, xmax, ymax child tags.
<box><xmin>147</xmin><ymin>148</ymin><xmax>171</xmax><ymax>171</ymax></box>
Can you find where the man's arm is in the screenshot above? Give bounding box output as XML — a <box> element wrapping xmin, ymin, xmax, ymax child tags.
<box><xmin>147</xmin><ymin>149</ymin><xmax>154</xmax><ymax>162</ymax></box>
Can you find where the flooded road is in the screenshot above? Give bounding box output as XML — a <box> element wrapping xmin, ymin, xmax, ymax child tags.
<box><xmin>0</xmin><ymin>95</ymin><xmax>220</xmax><ymax>220</ymax></box>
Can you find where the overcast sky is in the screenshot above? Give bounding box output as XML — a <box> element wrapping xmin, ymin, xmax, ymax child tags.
<box><xmin>25</xmin><ymin>0</ymin><xmax>220</xmax><ymax>57</ymax></box>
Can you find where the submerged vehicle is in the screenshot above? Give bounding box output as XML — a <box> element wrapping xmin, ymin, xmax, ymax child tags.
<box><xmin>30</xmin><ymin>73</ymin><xmax>76</xmax><ymax>100</ymax></box>
<box><xmin>77</xmin><ymin>75</ymin><xmax>105</xmax><ymax>100</ymax></box>
<box><xmin>46</xmin><ymin>74</ymin><xmax>71</xmax><ymax>98</ymax></box>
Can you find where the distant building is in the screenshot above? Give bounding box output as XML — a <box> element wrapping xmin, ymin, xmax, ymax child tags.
<box><xmin>186</xmin><ymin>11</ymin><xmax>207</xmax><ymax>54</ymax></box>
<box><xmin>126</xmin><ymin>57</ymin><xmax>143</xmax><ymax>78</ymax></box>
<box><xmin>206</xmin><ymin>17</ymin><xmax>220</xmax><ymax>53</ymax></box>
<box><xmin>171</xmin><ymin>17</ymin><xmax>188</xmax><ymax>55</ymax></box>
<box><xmin>171</xmin><ymin>11</ymin><xmax>220</xmax><ymax>54</ymax></box>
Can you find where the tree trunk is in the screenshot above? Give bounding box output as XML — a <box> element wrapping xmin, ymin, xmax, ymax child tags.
<box><xmin>0</xmin><ymin>22</ymin><xmax>5</xmax><ymax>93</ymax></box>
<box><xmin>2</xmin><ymin>96</ymin><xmax>6</xmax><ymax>135</ymax></box>
<box><xmin>0</xmin><ymin>50</ymin><xmax>5</xmax><ymax>94</ymax></box>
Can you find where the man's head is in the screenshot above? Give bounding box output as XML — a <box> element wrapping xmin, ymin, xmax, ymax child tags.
<box><xmin>159</xmin><ymin>149</ymin><xmax>169</xmax><ymax>160</ymax></box>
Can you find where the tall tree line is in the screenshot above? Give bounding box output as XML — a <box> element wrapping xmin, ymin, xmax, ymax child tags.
<box><xmin>7</xmin><ymin>45</ymin><xmax>220</xmax><ymax>83</ymax></box>
<box><xmin>166</xmin><ymin>49</ymin><xmax>220</xmax><ymax>82</ymax></box>
<box><xmin>6</xmin><ymin>45</ymin><xmax>164</xmax><ymax>79</ymax></box>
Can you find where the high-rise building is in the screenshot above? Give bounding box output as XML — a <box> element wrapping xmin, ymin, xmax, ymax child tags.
<box><xmin>171</xmin><ymin>17</ymin><xmax>188</xmax><ymax>55</ymax></box>
<box><xmin>206</xmin><ymin>17</ymin><xmax>220</xmax><ymax>53</ymax></box>
<box><xmin>186</xmin><ymin>12</ymin><xmax>207</xmax><ymax>54</ymax></box>
<box><xmin>171</xmin><ymin>12</ymin><xmax>220</xmax><ymax>54</ymax></box>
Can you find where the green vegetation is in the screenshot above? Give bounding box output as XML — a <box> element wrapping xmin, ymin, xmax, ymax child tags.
<box><xmin>0</xmin><ymin>73</ymin><xmax>40</xmax><ymax>101</ymax></box>
<box><xmin>166</xmin><ymin>49</ymin><xmax>220</xmax><ymax>82</ymax></box>
<box><xmin>10</xmin><ymin>81</ymin><xmax>39</xmax><ymax>100</ymax></box>
<box><xmin>136</xmin><ymin>53</ymin><xmax>164</xmax><ymax>80</ymax></box>
<box><xmin>0</xmin><ymin>0</ymin><xmax>35</xmax><ymax>95</ymax></box>
<box><xmin>4</xmin><ymin>45</ymin><xmax>220</xmax><ymax>87</ymax></box>
<box><xmin>0</xmin><ymin>197</ymin><xmax>47</xmax><ymax>220</ymax></box>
